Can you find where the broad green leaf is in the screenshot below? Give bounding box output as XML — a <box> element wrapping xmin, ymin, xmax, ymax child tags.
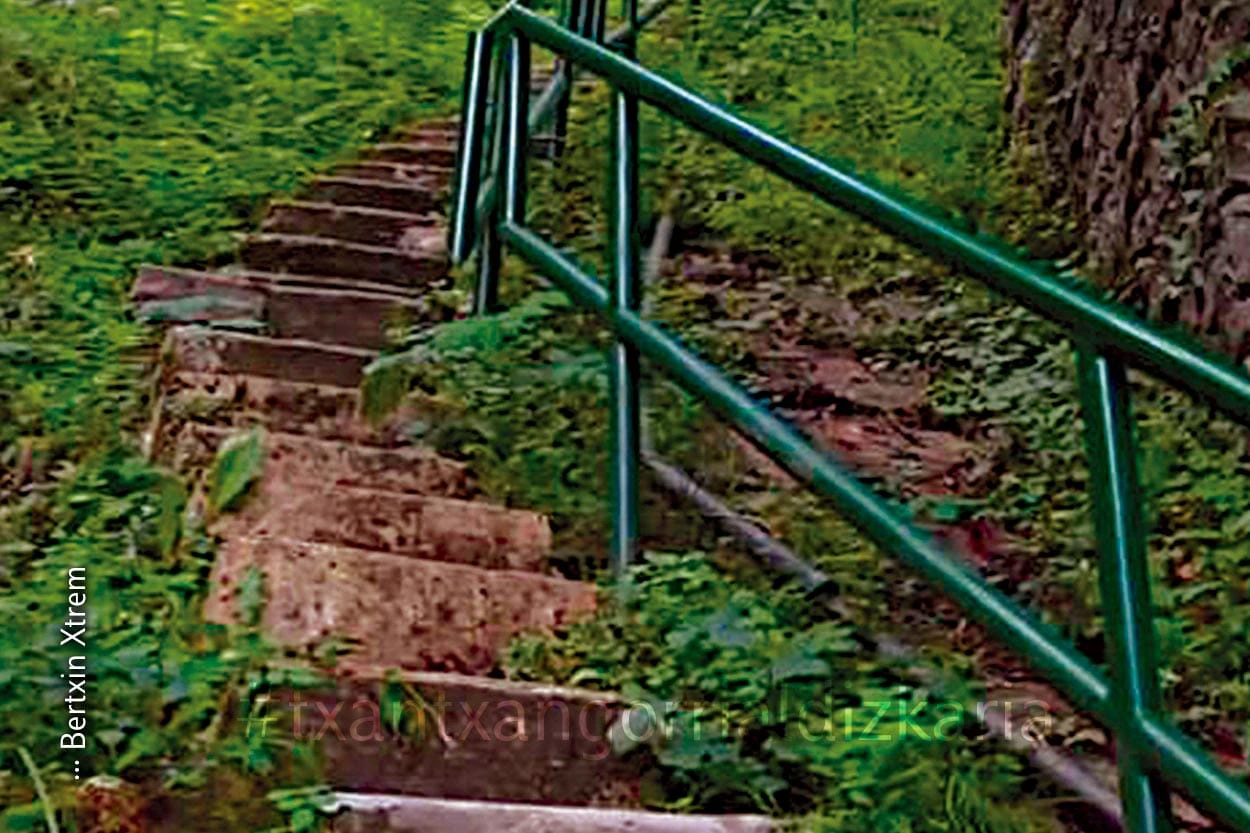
<box><xmin>207</xmin><ymin>428</ymin><xmax>266</xmax><ymax>514</ymax></box>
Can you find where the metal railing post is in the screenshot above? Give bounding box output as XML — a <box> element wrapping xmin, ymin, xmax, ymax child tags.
<box><xmin>474</xmin><ymin>41</ymin><xmax>506</xmax><ymax>316</ymax></box>
<box><xmin>594</xmin><ymin>0</ymin><xmax>609</xmax><ymax>43</ymax></box>
<box><xmin>1077</xmin><ymin>350</ymin><xmax>1175</xmax><ymax>833</ymax></box>
<box><xmin>451</xmin><ymin>31</ymin><xmax>494</xmax><ymax>266</ymax></box>
<box><xmin>609</xmin><ymin>0</ymin><xmax>641</xmax><ymax>576</ymax></box>
<box><xmin>502</xmin><ymin>25</ymin><xmax>531</xmax><ymax>229</ymax></box>
<box><xmin>553</xmin><ymin>0</ymin><xmax>583</xmax><ymax>158</ymax></box>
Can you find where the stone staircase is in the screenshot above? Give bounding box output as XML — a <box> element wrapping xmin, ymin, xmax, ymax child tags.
<box><xmin>133</xmin><ymin>108</ymin><xmax>769</xmax><ymax>832</ymax></box>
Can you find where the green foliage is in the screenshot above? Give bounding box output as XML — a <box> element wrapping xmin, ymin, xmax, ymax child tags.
<box><xmin>0</xmin><ymin>0</ymin><xmax>481</xmax><ymax>826</ymax></box>
<box><xmin>864</xmin><ymin>275</ymin><xmax>1250</xmax><ymax>743</ymax></box>
<box><xmin>364</xmin><ymin>290</ymin><xmax>619</xmax><ymax>548</ymax></box>
<box><xmin>0</xmin><ymin>0</ymin><xmax>483</xmax><ymax>465</ymax></box>
<box><xmin>508</xmin><ymin>552</ymin><xmax>1056</xmax><ymax>831</ymax></box>
<box><xmin>530</xmin><ymin>0</ymin><xmax>1003</xmax><ymax>279</ymax></box>
<box><xmin>0</xmin><ymin>453</ymin><xmax>297</xmax><ymax>828</ymax></box>
<box><xmin>207</xmin><ymin>427</ymin><xmax>266</xmax><ymax>515</ymax></box>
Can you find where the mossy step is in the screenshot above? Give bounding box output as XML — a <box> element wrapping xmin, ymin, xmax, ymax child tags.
<box><xmin>136</xmin><ymin>263</ymin><xmax>425</xmax><ymax>299</ymax></box>
<box><xmin>258</xmin><ymin>672</ymin><xmax>646</xmax><ymax>807</ymax></box>
<box><xmin>173</xmin><ymin>424</ymin><xmax>471</xmax><ymax>498</ymax></box>
<box><xmin>151</xmin><ymin>372</ymin><xmax>423</xmax><ymax>455</ymax></box>
<box><xmin>333</xmin><ymin>161</ymin><xmax>452</xmax><ymax>188</ymax></box>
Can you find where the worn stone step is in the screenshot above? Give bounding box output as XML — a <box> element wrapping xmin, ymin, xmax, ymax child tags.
<box><xmin>136</xmin><ymin>263</ymin><xmax>424</xmax><ymax>301</ymax></box>
<box><xmin>263</xmin><ymin>202</ymin><xmax>443</xmax><ymax>251</ymax></box>
<box><xmin>205</xmin><ymin>537</ymin><xmax>597</xmax><ymax>673</ymax></box>
<box><xmin>331</xmin><ymin>795</ymin><xmax>771</xmax><ymax>833</ymax></box>
<box><xmin>389</xmin><ymin>126</ymin><xmax>459</xmax><ymax>146</ymax></box>
<box><xmin>166</xmin><ymin>325</ymin><xmax>376</xmax><ymax>387</ymax></box>
<box><xmin>402</xmin><ymin>116</ymin><xmax>459</xmax><ymax>133</ymax></box>
<box><xmin>133</xmin><ymin>278</ymin><xmax>265</xmax><ymax>325</ymax></box>
<box><xmin>268</xmin><ymin>284</ymin><xmax>435</xmax><ymax>350</ymax></box>
<box><xmin>257</xmin><ymin>672</ymin><xmax>645</xmax><ymax>806</ymax></box>
<box><xmin>220</xmin><ymin>481</ymin><xmax>550</xmax><ymax>571</ymax></box>
<box><xmin>307</xmin><ymin>176</ymin><xmax>445</xmax><ymax>215</ymax></box>
<box><xmin>334</xmin><ymin>162</ymin><xmax>452</xmax><ymax>188</ymax></box>
<box><xmin>369</xmin><ymin>144</ymin><xmax>457</xmax><ymax>169</ymax></box>
<box><xmin>240</xmin><ymin>233</ymin><xmax>448</xmax><ymax>290</ymax></box>
<box><xmin>135</xmin><ymin>265</ymin><xmax>433</xmax><ymax>348</ymax></box>
<box><xmin>151</xmin><ymin>372</ymin><xmax>420</xmax><ymax>456</ymax></box>
<box><xmin>173</xmin><ymin>424</ymin><xmax>471</xmax><ymax>498</ymax></box>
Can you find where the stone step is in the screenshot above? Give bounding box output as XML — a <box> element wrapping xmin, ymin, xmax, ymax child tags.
<box><xmin>334</xmin><ymin>162</ymin><xmax>452</xmax><ymax>188</ymax></box>
<box><xmin>330</xmin><ymin>795</ymin><xmax>771</xmax><ymax>833</ymax></box>
<box><xmin>266</xmin><ymin>284</ymin><xmax>434</xmax><ymax>350</ymax></box>
<box><xmin>135</xmin><ymin>265</ymin><xmax>434</xmax><ymax>349</ymax></box>
<box><xmin>263</xmin><ymin>202</ymin><xmax>443</xmax><ymax>251</ymax></box>
<box><xmin>307</xmin><ymin>176</ymin><xmax>445</xmax><ymax>215</ymax></box>
<box><xmin>136</xmin><ymin>263</ymin><xmax>425</xmax><ymax>300</ymax></box>
<box><xmin>261</xmin><ymin>672</ymin><xmax>646</xmax><ymax>806</ymax></box>
<box><xmin>240</xmin><ymin>233</ymin><xmax>448</xmax><ymax>290</ymax></box>
<box><xmin>173</xmin><ymin>424</ymin><xmax>472</xmax><ymax>498</ymax></box>
<box><xmin>152</xmin><ymin>372</ymin><xmax>419</xmax><ymax>454</ymax></box>
<box><xmin>205</xmin><ymin>537</ymin><xmax>597</xmax><ymax>673</ymax></box>
<box><xmin>166</xmin><ymin>325</ymin><xmax>376</xmax><ymax>387</ymax></box>
<box><xmin>402</xmin><ymin>116</ymin><xmax>459</xmax><ymax>133</ymax></box>
<box><xmin>134</xmin><ymin>283</ymin><xmax>265</xmax><ymax>325</ymax></box>
<box><xmin>223</xmin><ymin>482</ymin><xmax>552</xmax><ymax>572</ymax></box>
<box><xmin>369</xmin><ymin>144</ymin><xmax>457</xmax><ymax>169</ymax></box>
<box><xmin>389</xmin><ymin>126</ymin><xmax>459</xmax><ymax>146</ymax></box>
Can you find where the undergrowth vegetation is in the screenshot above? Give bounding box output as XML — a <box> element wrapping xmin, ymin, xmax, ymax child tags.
<box><xmin>1</xmin><ymin>0</ymin><xmax>478</xmax><ymax>827</ymax></box>
<box><xmin>507</xmin><ymin>552</ymin><xmax>1060</xmax><ymax>832</ymax></box>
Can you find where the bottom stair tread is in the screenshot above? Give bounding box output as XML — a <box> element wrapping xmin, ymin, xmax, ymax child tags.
<box><xmin>262</xmin><ymin>669</ymin><xmax>644</xmax><ymax>806</ymax></box>
<box><xmin>330</xmin><ymin>794</ymin><xmax>772</xmax><ymax>833</ymax></box>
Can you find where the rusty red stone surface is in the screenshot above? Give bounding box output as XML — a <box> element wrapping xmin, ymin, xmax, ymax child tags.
<box><xmin>264</xmin><ymin>201</ymin><xmax>442</xmax><ymax>249</ymax></box>
<box><xmin>154</xmin><ymin>371</ymin><xmax>421</xmax><ymax>450</ymax></box>
<box><xmin>174</xmin><ymin>424</ymin><xmax>471</xmax><ymax>498</ymax></box>
<box><xmin>368</xmin><ymin>144</ymin><xmax>457</xmax><ymax>169</ymax></box>
<box><xmin>166</xmin><ymin>325</ymin><xmax>377</xmax><ymax>387</ymax></box>
<box><xmin>307</xmin><ymin>176</ymin><xmax>444</xmax><ymax>215</ymax></box>
<box><xmin>77</xmin><ymin>777</ymin><xmax>147</xmax><ymax>833</ymax></box>
<box><xmin>220</xmin><ymin>483</ymin><xmax>551</xmax><ymax>572</ymax></box>
<box><xmin>205</xmin><ymin>537</ymin><xmax>594</xmax><ymax>673</ymax></box>
<box><xmin>240</xmin><ymin>233</ymin><xmax>448</xmax><ymax>289</ymax></box>
<box><xmin>260</xmin><ymin>671</ymin><xmax>643</xmax><ymax>806</ymax></box>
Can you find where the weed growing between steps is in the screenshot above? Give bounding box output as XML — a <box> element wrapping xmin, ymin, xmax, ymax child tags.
<box><xmin>1</xmin><ymin>0</ymin><xmax>484</xmax><ymax>826</ymax></box>
<box><xmin>506</xmin><ymin>552</ymin><xmax>1059</xmax><ymax>832</ymax></box>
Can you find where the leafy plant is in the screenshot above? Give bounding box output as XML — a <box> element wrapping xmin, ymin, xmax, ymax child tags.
<box><xmin>508</xmin><ymin>552</ymin><xmax>1057</xmax><ymax>831</ymax></box>
<box><xmin>0</xmin><ymin>0</ymin><xmax>483</xmax><ymax>827</ymax></box>
<box><xmin>207</xmin><ymin>427</ymin><xmax>266</xmax><ymax>515</ymax></box>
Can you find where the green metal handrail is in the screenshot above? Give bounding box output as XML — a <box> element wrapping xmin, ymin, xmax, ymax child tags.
<box><xmin>449</xmin><ymin>4</ymin><xmax>1250</xmax><ymax>831</ymax></box>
